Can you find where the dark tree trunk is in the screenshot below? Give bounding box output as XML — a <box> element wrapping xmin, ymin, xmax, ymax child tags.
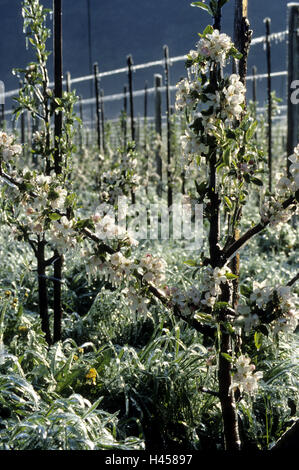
<box><xmin>53</xmin><ymin>0</ymin><xmax>63</xmax><ymax>343</ymax></box>
<box><xmin>37</xmin><ymin>239</ymin><xmax>52</xmax><ymax>345</ymax></box>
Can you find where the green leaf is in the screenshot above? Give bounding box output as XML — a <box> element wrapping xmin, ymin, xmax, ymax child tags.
<box><xmin>224</xmin><ymin>196</ymin><xmax>233</xmax><ymax>210</ymax></box>
<box><xmin>254</xmin><ymin>331</ymin><xmax>262</xmax><ymax>351</ymax></box>
<box><xmin>195</xmin><ymin>180</ymin><xmax>208</xmax><ymax>196</ymax></box>
<box><xmin>250</xmin><ymin>176</ymin><xmax>264</xmax><ymax>187</ymax></box>
<box><xmin>82</xmin><ymin>397</ymin><xmax>104</xmax><ymax>419</ymax></box>
<box><xmin>221</xmin><ymin>352</ymin><xmax>232</xmax><ymax>362</ymax></box>
<box><xmin>194</xmin><ymin>312</ymin><xmax>213</xmax><ymax>323</ymax></box>
<box><xmin>240</xmin><ymin>284</ymin><xmax>252</xmax><ymax>298</ymax></box>
<box><xmin>223</xmin><ymin>148</ymin><xmax>231</xmax><ymax>166</ymax></box>
<box><xmin>49</xmin><ymin>213</ymin><xmax>61</xmax><ymax>221</ymax></box>
<box><xmin>225</xmin><ymin>272</ymin><xmax>238</xmax><ymax>280</ymax></box>
<box><xmin>191</xmin><ymin>2</ymin><xmax>213</xmax><ymax>15</ymax></box>
<box><xmin>245</xmin><ymin>121</ymin><xmax>258</xmax><ymax>142</ymax></box>
<box><xmin>202</xmin><ymin>24</ymin><xmax>214</xmax><ymax>36</ymax></box>
<box><xmin>184</xmin><ymin>259</ymin><xmax>198</xmax><ymax>267</ymax></box>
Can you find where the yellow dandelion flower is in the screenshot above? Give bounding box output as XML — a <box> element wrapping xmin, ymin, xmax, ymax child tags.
<box><xmin>18</xmin><ymin>326</ymin><xmax>29</xmax><ymax>333</ymax></box>
<box><xmin>86</xmin><ymin>368</ymin><xmax>97</xmax><ymax>385</ymax></box>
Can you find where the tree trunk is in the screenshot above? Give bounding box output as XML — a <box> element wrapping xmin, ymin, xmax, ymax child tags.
<box><xmin>53</xmin><ymin>0</ymin><xmax>63</xmax><ymax>343</ymax></box>
<box><xmin>218</xmin><ymin>326</ymin><xmax>241</xmax><ymax>450</ymax></box>
<box><xmin>37</xmin><ymin>239</ymin><xmax>52</xmax><ymax>345</ymax></box>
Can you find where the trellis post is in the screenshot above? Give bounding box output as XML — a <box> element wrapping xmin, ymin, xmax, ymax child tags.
<box><xmin>164</xmin><ymin>45</ymin><xmax>172</xmax><ymax>208</ymax></box>
<box><xmin>66</xmin><ymin>70</ymin><xmax>71</xmax><ymax>93</ymax></box>
<box><xmin>127</xmin><ymin>54</ymin><xmax>135</xmax><ymax>143</ymax></box>
<box><xmin>100</xmin><ymin>89</ymin><xmax>105</xmax><ymax>153</ymax></box>
<box><xmin>144</xmin><ymin>80</ymin><xmax>148</xmax><ymax>149</ymax></box>
<box><xmin>233</xmin><ymin>0</ymin><xmax>251</xmax><ymax>83</ymax></box>
<box><xmin>154</xmin><ymin>74</ymin><xmax>162</xmax><ymax>196</ymax></box>
<box><xmin>79</xmin><ymin>95</ymin><xmax>83</xmax><ymax>151</ymax></box>
<box><xmin>252</xmin><ymin>65</ymin><xmax>257</xmax><ymax>115</ymax></box>
<box><xmin>93</xmin><ymin>62</ymin><xmax>102</xmax><ymax>151</ymax></box>
<box><xmin>264</xmin><ymin>17</ymin><xmax>272</xmax><ymax>192</ymax></box>
<box><xmin>287</xmin><ymin>3</ymin><xmax>299</xmax><ymax>175</ymax></box>
<box><xmin>122</xmin><ymin>85</ymin><xmax>128</xmax><ymax>149</ymax></box>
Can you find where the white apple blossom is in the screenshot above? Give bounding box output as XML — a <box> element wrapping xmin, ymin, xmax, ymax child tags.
<box><xmin>0</xmin><ymin>131</ymin><xmax>22</xmax><ymax>160</ymax></box>
<box><xmin>222</xmin><ymin>74</ymin><xmax>246</xmax><ymax>121</ymax></box>
<box><xmin>197</xmin><ymin>30</ymin><xmax>233</xmax><ymax>67</ymax></box>
<box><xmin>139</xmin><ymin>254</ymin><xmax>167</xmax><ymax>287</ymax></box>
<box><xmin>231</xmin><ymin>355</ymin><xmax>263</xmax><ymax>394</ymax></box>
<box><xmin>250</xmin><ymin>282</ymin><xmax>272</xmax><ymax>308</ymax></box>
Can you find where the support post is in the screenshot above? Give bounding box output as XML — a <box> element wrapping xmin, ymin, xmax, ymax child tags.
<box><xmin>127</xmin><ymin>54</ymin><xmax>135</xmax><ymax>142</ymax></box>
<box><xmin>154</xmin><ymin>74</ymin><xmax>162</xmax><ymax>196</ymax></box>
<box><xmin>264</xmin><ymin>17</ymin><xmax>272</xmax><ymax>191</ymax></box>
<box><xmin>0</xmin><ymin>104</ymin><xmax>4</xmax><ymax>129</ymax></box>
<box><xmin>79</xmin><ymin>95</ymin><xmax>83</xmax><ymax>151</ymax></box>
<box><xmin>66</xmin><ymin>70</ymin><xmax>71</xmax><ymax>93</ymax></box>
<box><xmin>122</xmin><ymin>85</ymin><xmax>128</xmax><ymax>149</ymax></box>
<box><xmin>93</xmin><ymin>62</ymin><xmax>102</xmax><ymax>151</ymax></box>
<box><xmin>252</xmin><ymin>65</ymin><xmax>257</xmax><ymax>115</ymax></box>
<box><xmin>100</xmin><ymin>89</ymin><xmax>105</xmax><ymax>153</ymax></box>
<box><xmin>233</xmin><ymin>0</ymin><xmax>251</xmax><ymax>84</ymax></box>
<box><xmin>164</xmin><ymin>45</ymin><xmax>172</xmax><ymax>208</ymax></box>
<box><xmin>287</xmin><ymin>3</ymin><xmax>299</xmax><ymax>175</ymax></box>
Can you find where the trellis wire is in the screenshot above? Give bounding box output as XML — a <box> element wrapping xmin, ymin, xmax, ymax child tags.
<box><xmin>3</xmin><ymin>29</ymin><xmax>288</xmax><ymax>102</ymax></box>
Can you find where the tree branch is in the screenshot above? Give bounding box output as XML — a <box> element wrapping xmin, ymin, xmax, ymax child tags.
<box><xmin>287</xmin><ymin>272</ymin><xmax>299</xmax><ymax>287</ymax></box>
<box><xmin>222</xmin><ymin>196</ymin><xmax>296</xmax><ymax>264</ymax></box>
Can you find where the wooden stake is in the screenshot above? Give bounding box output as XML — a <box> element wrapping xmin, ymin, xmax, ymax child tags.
<box><xmin>264</xmin><ymin>17</ymin><xmax>272</xmax><ymax>192</ymax></box>
<box><xmin>287</xmin><ymin>3</ymin><xmax>299</xmax><ymax>175</ymax></box>
<box><xmin>233</xmin><ymin>0</ymin><xmax>251</xmax><ymax>84</ymax></box>
<box><xmin>127</xmin><ymin>54</ymin><xmax>135</xmax><ymax>142</ymax></box>
<box><xmin>154</xmin><ymin>74</ymin><xmax>162</xmax><ymax>196</ymax></box>
<box><xmin>100</xmin><ymin>89</ymin><xmax>105</xmax><ymax>153</ymax></box>
<box><xmin>164</xmin><ymin>45</ymin><xmax>172</xmax><ymax>208</ymax></box>
<box><xmin>93</xmin><ymin>62</ymin><xmax>102</xmax><ymax>151</ymax></box>
<box><xmin>66</xmin><ymin>70</ymin><xmax>71</xmax><ymax>93</ymax></box>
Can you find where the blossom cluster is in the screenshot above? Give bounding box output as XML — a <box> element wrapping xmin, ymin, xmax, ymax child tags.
<box><xmin>237</xmin><ymin>281</ymin><xmax>298</xmax><ymax>334</ymax></box>
<box><xmin>169</xmin><ymin>265</ymin><xmax>232</xmax><ymax>316</ymax></box>
<box><xmin>200</xmin><ymin>265</ymin><xmax>232</xmax><ymax>308</ymax></box>
<box><xmin>222</xmin><ymin>74</ymin><xmax>246</xmax><ymax>121</ymax></box>
<box><xmin>48</xmin><ymin>216</ymin><xmax>77</xmax><ymax>254</ymax></box>
<box><xmin>260</xmin><ymin>145</ymin><xmax>299</xmax><ymax>227</ymax></box>
<box><xmin>99</xmin><ymin>149</ymin><xmax>141</xmax><ymax>204</ymax></box>
<box><xmin>86</xmin><ymin>250</ymin><xmax>133</xmax><ymax>286</ymax></box>
<box><xmin>197</xmin><ymin>29</ymin><xmax>233</xmax><ymax>67</ymax></box>
<box><xmin>260</xmin><ymin>199</ymin><xmax>296</xmax><ymax>228</ymax></box>
<box><xmin>231</xmin><ymin>355</ymin><xmax>263</xmax><ymax>394</ymax></box>
<box><xmin>0</xmin><ymin>131</ymin><xmax>22</xmax><ymax>161</ymax></box>
<box><xmin>123</xmin><ymin>285</ymin><xmax>150</xmax><ymax>316</ymax></box>
<box><xmin>175</xmin><ymin>78</ymin><xmax>201</xmax><ymax>112</ymax></box>
<box><xmin>180</xmin><ymin>128</ymin><xmax>209</xmax><ymax>163</ymax></box>
<box><xmin>92</xmin><ymin>212</ymin><xmax>138</xmax><ymax>247</ymax></box>
<box><xmin>20</xmin><ymin>173</ymin><xmax>68</xmax><ymax>232</ymax></box>
<box><xmin>274</xmin><ymin>146</ymin><xmax>299</xmax><ymax>196</ymax></box>
<box><xmin>138</xmin><ymin>254</ymin><xmax>167</xmax><ymax>287</ymax></box>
